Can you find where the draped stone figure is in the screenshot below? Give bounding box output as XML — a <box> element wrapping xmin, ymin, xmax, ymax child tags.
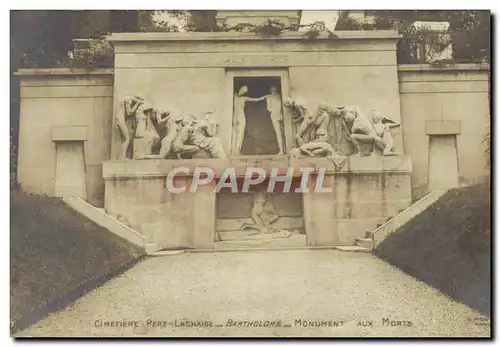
<box><xmin>189</xmin><ymin>111</ymin><xmax>227</xmax><ymax>159</ymax></box>
<box><xmin>115</xmin><ymin>96</ymin><xmax>143</xmax><ymax>160</ymax></box>
<box><xmin>285</xmin><ymin>99</ymin><xmax>347</xmax><ymax>170</ymax></box>
<box><xmin>138</xmin><ymin>108</ymin><xmax>184</xmax><ymax>159</ymax></box>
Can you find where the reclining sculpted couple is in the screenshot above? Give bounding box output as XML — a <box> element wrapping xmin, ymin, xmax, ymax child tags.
<box><xmin>116</xmin><ymin>96</ymin><xmax>226</xmax><ymax>160</ymax></box>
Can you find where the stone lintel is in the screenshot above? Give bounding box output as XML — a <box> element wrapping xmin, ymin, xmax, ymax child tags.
<box><xmin>102</xmin><ymin>155</ymin><xmax>412</xmax><ymax>180</ymax></box>
<box><xmin>426</xmin><ymin>120</ymin><xmax>461</xmax><ymax>135</ymax></box>
<box><xmin>52</xmin><ymin>126</ymin><xmax>88</xmax><ymax>142</ymax></box>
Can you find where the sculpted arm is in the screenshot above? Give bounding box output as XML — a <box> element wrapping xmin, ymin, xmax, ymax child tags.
<box><xmin>245</xmin><ymin>95</ymin><xmax>268</xmax><ymax>103</ymax></box>
<box><xmin>125</xmin><ymin>98</ymin><xmax>142</xmax><ymax>115</ymax></box>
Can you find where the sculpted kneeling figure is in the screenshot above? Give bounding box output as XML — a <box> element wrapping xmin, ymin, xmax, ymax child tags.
<box><xmin>188</xmin><ymin>111</ymin><xmax>226</xmax><ymax>159</ymax></box>
<box><xmin>342</xmin><ymin>106</ymin><xmax>384</xmax><ymax>156</ymax></box>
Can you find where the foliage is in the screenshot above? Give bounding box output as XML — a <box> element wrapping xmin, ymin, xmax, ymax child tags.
<box><xmin>335</xmin><ymin>11</ymin><xmax>364</xmax><ymax>30</ymax></box>
<box><xmin>185</xmin><ymin>10</ymin><xmax>219</xmax><ymax>32</ymax></box>
<box><xmin>371</xmin><ymin>10</ymin><xmax>490</xmax><ymax>63</ymax></box>
<box><xmin>57</xmin><ymin>38</ymin><xmax>114</xmax><ymax>69</ymax></box>
<box><xmin>139</xmin><ymin>10</ymin><xmax>181</xmax><ymax>32</ymax></box>
<box><xmin>301</xmin><ymin>21</ymin><xmax>337</xmax><ymax>40</ymax></box>
<box><xmin>219</xmin><ymin>19</ymin><xmax>293</xmax><ymax>37</ymax></box>
<box><xmin>11</xmin><ymin>10</ymin><xmax>74</xmax><ymax>69</ymax></box>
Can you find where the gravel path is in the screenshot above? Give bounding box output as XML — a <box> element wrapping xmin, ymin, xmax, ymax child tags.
<box><xmin>16</xmin><ymin>250</ymin><xmax>490</xmax><ymax>337</ymax></box>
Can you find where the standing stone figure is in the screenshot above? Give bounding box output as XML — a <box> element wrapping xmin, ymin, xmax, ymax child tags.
<box><xmin>138</xmin><ymin>108</ymin><xmax>184</xmax><ymax>159</ymax></box>
<box><xmin>115</xmin><ymin>96</ymin><xmax>143</xmax><ymax>160</ymax></box>
<box><xmin>265</xmin><ymin>86</ymin><xmax>285</xmax><ymax>154</ymax></box>
<box><xmin>233</xmin><ymin>85</ymin><xmax>268</xmax><ymax>155</ymax></box>
<box><xmin>283</xmin><ymin>97</ymin><xmax>316</xmax><ymax>146</ymax></box>
<box><xmin>370</xmin><ymin>109</ymin><xmax>401</xmax><ymax>156</ymax></box>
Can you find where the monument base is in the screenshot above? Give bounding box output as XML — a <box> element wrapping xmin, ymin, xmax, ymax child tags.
<box><xmin>102</xmin><ymin>155</ymin><xmax>412</xmax><ymax>249</ymax></box>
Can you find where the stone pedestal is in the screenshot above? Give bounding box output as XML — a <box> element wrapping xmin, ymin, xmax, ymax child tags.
<box><xmin>292</xmin><ymin>155</ymin><xmax>413</xmax><ymax>246</ymax></box>
<box><xmin>103</xmin><ymin>155</ymin><xmax>412</xmax><ymax>249</ymax></box>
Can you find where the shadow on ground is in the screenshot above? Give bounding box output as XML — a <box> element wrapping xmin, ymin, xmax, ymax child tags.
<box><xmin>375</xmin><ymin>182</ymin><xmax>491</xmax><ymax>317</ymax></box>
<box><xmin>10</xmin><ymin>190</ymin><xmax>145</xmax><ymax>334</ymax></box>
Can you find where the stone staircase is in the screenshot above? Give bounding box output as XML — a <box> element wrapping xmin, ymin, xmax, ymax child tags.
<box><xmin>63</xmin><ymin>197</ymin><xmax>163</xmax><ymax>255</ymax></box>
<box><xmin>354</xmin><ymin>231</ymin><xmax>375</xmax><ymax>249</ymax></box>
<box><xmin>353</xmin><ymin>215</ymin><xmax>396</xmax><ymax>250</ymax></box>
<box><xmin>346</xmin><ymin>190</ymin><xmax>448</xmax><ymax>253</ymax></box>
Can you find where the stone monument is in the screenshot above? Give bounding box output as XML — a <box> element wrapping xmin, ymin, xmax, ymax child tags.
<box><xmin>101</xmin><ymin>11</ymin><xmax>413</xmax><ymax>250</ymax></box>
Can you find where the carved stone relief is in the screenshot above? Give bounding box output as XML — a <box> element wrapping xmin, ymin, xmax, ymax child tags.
<box><xmin>116</xmin><ymin>94</ymin><xmax>400</xmax><ymax>162</ymax></box>
<box><xmin>116</xmin><ymin>97</ymin><xmax>226</xmax><ymax>160</ymax></box>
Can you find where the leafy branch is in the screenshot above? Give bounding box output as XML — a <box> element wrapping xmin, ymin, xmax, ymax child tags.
<box><xmin>57</xmin><ymin>38</ymin><xmax>114</xmax><ymax>69</ymax></box>
<box><xmin>219</xmin><ymin>19</ymin><xmax>338</xmax><ymax>41</ymax></box>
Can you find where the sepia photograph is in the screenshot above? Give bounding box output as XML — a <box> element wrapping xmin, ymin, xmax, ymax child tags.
<box><xmin>9</xmin><ymin>8</ymin><xmax>491</xmax><ymax>338</ymax></box>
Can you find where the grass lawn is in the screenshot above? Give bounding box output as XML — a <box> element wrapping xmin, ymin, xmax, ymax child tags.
<box><xmin>376</xmin><ymin>182</ymin><xmax>491</xmax><ymax>317</ymax></box>
<box><xmin>10</xmin><ymin>190</ymin><xmax>145</xmax><ymax>334</ymax></box>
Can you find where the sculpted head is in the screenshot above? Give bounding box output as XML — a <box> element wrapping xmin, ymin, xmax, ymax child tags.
<box><xmin>343</xmin><ymin>106</ymin><xmax>360</xmax><ymax>124</ymax></box>
<box><xmin>317</xmin><ymin>104</ymin><xmax>331</xmax><ymax>117</ymax></box>
<box><xmin>183</xmin><ymin>114</ymin><xmax>197</xmax><ymax>125</ymax></box>
<box><xmin>283</xmin><ymin>97</ymin><xmax>295</xmax><ymax>108</ymax></box>
<box><xmin>138</xmin><ymin>99</ymin><xmax>154</xmax><ymax>116</ymax></box>
<box><xmin>269</xmin><ymin>86</ymin><xmax>278</xmax><ymax>94</ymax></box>
<box><xmin>238</xmin><ymin>86</ymin><xmax>248</xmax><ymax>96</ymax></box>
<box><xmin>370</xmin><ymin>109</ymin><xmax>382</xmax><ymax>123</ymax></box>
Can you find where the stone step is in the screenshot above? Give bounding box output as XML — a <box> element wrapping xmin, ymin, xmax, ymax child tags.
<box><xmin>148</xmin><ymin>249</ymin><xmax>186</xmax><ymax>257</ymax></box>
<box><xmin>355</xmin><ymin>237</ymin><xmax>374</xmax><ymax>249</ymax></box>
<box><xmin>333</xmin><ymin>246</ymin><xmax>372</xmax><ymax>253</ymax></box>
<box><xmin>218</xmin><ymin>229</ymin><xmax>304</xmax><ymax>241</ymax></box>
<box><xmin>145</xmin><ymin>243</ymin><xmax>163</xmax><ymax>254</ymax></box>
<box><xmin>217</xmin><ymin>217</ymin><xmax>304</xmax><ymax>232</ymax></box>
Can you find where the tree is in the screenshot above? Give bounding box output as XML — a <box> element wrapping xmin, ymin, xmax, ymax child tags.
<box><xmin>370</xmin><ymin>10</ymin><xmax>490</xmax><ymax>63</ymax></box>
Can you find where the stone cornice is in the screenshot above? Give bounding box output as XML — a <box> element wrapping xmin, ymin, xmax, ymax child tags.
<box><xmin>14</xmin><ymin>68</ymin><xmax>114</xmax><ymax>76</ymax></box>
<box><xmin>107</xmin><ymin>30</ymin><xmax>401</xmax><ymax>44</ymax></box>
<box><xmin>398</xmin><ymin>63</ymin><xmax>490</xmax><ymax>72</ymax></box>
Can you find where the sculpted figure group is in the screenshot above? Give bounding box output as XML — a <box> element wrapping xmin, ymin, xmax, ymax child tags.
<box><xmin>115</xmin><ymin>96</ymin><xmax>226</xmax><ymax>160</ymax></box>
<box><xmin>116</xmin><ymin>94</ymin><xmax>400</xmax><ymax>162</ymax></box>
<box><xmin>283</xmin><ymin>98</ymin><xmax>401</xmax><ymax>162</ymax></box>
<box><xmin>233</xmin><ymin>85</ymin><xmax>284</xmax><ymax>155</ymax></box>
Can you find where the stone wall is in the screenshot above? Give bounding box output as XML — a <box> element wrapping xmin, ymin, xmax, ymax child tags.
<box><xmin>16</xmin><ymin>69</ymin><xmax>114</xmax><ymax>206</ymax></box>
<box><xmin>398</xmin><ymin>64</ymin><xmax>490</xmax><ymax>199</ymax></box>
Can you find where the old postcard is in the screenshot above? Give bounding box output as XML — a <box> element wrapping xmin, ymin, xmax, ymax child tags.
<box><xmin>10</xmin><ymin>10</ymin><xmax>491</xmax><ymax>338</ymax></box>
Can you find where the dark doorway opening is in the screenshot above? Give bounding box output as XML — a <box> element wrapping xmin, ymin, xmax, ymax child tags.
<box><xmin>233</xmin><ymin>76</ymin><xmax>284</xmax><ymax>155</ymax></box>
